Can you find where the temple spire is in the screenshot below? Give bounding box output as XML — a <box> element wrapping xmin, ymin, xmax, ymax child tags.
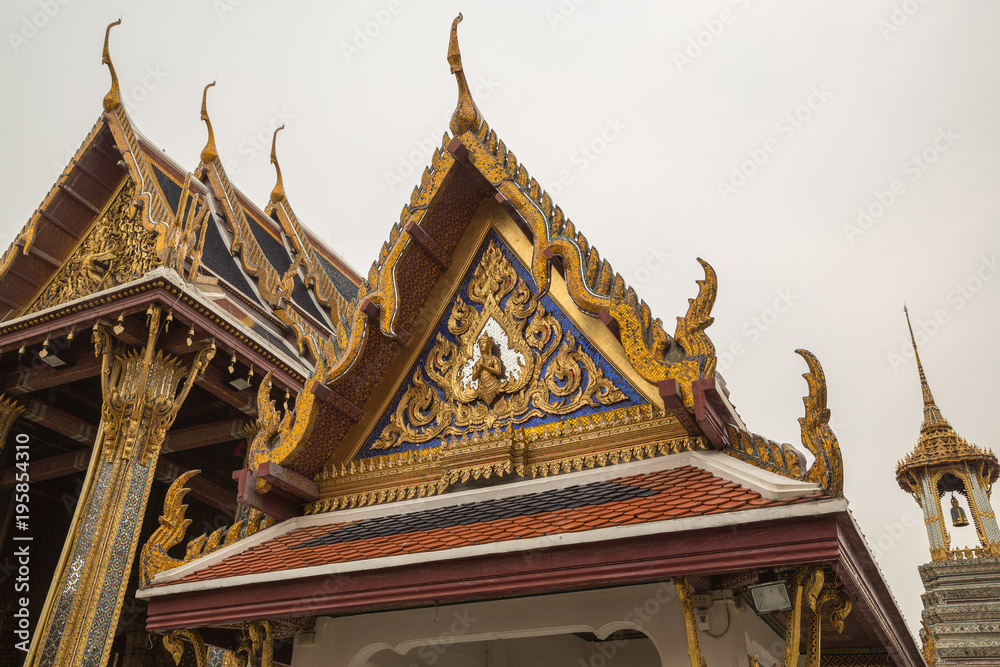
<box><xmin>904</xmin><ymin>305</ymin><xmax>943</xmax><ymax>425</ymax></box>
<box><xmin>269</xmin><ymin>124</ymin><xmax>286</xmax><ymax>204</ymax></box>
<box><xmin>447</xmin><ymin>14</ymin><xmax>482</xmax><ymax>137</ymax></box>
<box><xmin>101</xmin><ymin>19</ymin><xmax>122</xmax><ymax>111</ymax></box>
<box><xmin>199</xmin><ymin>82</ymin><xmax>218</xmax><ymax>165</ymax></box>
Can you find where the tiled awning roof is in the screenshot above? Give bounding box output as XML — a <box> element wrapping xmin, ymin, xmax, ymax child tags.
<box><xmin>161</xmin><ymin>463</ymin><xmax>827</xmax><ymax>586</ymax></box>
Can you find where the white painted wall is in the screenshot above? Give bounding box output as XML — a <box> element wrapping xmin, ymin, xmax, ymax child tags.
<box><xmin>292</xmin><ymin>583</ymin><xmax>786</xmax><ymax>667</ymax></box>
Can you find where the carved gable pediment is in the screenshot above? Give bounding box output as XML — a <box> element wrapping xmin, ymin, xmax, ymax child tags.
<box><xmin>24</xmin><ymin>179</ymin><xmax>161</xmax><ymax>315</ymax></box>
<box><xmin>362</xmin><ymin>232</ymin><xmax>643</xmax><ymax>458</ymax></box>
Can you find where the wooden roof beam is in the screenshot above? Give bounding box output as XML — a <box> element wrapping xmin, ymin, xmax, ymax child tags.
<box><xmin>58</xmin><ymin>183</ymin><xmax>102</xmax><ymax>216</ymax></box>
<box><xmin>156</xmin><ymin>458</ymin><xmax>237</xmax><ymax>516</ymax></box>
<box><xmin>19</xmin><ymin>398</ymin><xmax>97</xmax><ymax>444</ymax></box>
<box><xmin>162</xmin><ymin>417</ymin><xmax>248</xmax><ymax>453</ymax></box>
<box><xmin>37</xmin><ymin>207</ymin><xmax>78</xmax><ymax>237</ymax></box>
<box><xmin>0</xmin><ymin>352</ymin><xmax>102</xmax><ymax>394</ymax></box>
<box><xmin>0</xmin><ymin>448</ymin><xmax>91</xmax><ymax>486</ymax></box>
<box><xmin>72</xmin><ymin>159</ymin><xmax>118</xmax><ymax>193</ymax></box>
<box><xmin>28</xmin><ymin>245</ymin><xmax>61</xmax><ymax>268</ymax></box>
<box><xmin>10</xmin><ymin>267</ymin><xmax>42</xmax><ymax>288</ymax></box>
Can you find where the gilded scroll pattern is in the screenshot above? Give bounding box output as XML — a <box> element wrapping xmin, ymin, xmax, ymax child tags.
<box><xmin>366</xmin><ymin>236</ymin><xmax>634</xmax><ymax>455</ymax></box>
<box><xmin>26</xmin><ymin>180</ymin><xmax>161</xmax><ymax>314</ymax></box>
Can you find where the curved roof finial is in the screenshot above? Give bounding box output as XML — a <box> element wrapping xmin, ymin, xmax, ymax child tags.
<box><xmin>904</xmin><ymin>304</ymin><xmax>942</xmax><ymax>424</ymax></box>
<box><xmin>269</xmin><ymin>124</ymin><xmax>286</xmax><ymax>204</ymax></box>
<box><xmin>200</xmin><ymin>82</ymin><xmax>218</xmax><ymax>165</ymax></box>
<box><xmin>102</xmin><ymin>19</ymin><xmax>123</xmax><ymax>112</ymax></box>
<box><xmin>447</xmin><ymin>13</ymin><xmax>482</xmax><ymax>137</ymax></box>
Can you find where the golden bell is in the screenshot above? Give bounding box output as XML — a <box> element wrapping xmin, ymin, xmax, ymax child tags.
<box><xmin>951</xmin><ymin>496</ymin><xmax>970</xmax><ymax>528</ymax></box>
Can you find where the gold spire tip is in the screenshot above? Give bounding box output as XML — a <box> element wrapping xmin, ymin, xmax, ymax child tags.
<box><xmin>903</xmin><ymin>304</ymin><xmax>941</xmax><ymax>419</ymax></box>
<box><xmin>269</xmin><ymin>124</ymin><xmax>286</xmax><ymax>204</ymax></box>
<box><xmin>199</xmin><ymin>82</ymin><xmax>218</xmax><ymax>165</ymax></box>
<box><xmin>448</xmin><ymin>13</ymin><xmax>482</xmax><ymax>137</ymax></box>
<box><xmin>101</xmin><ymin>19</ymin><xmax>122</xmax><ymax>112</ymax></box>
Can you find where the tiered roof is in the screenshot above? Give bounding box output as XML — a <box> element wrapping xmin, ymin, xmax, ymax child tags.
<box><xmin>896</xmin><ymin>307</ymin><xmax>999</xmax><ymax>488</ymax></box>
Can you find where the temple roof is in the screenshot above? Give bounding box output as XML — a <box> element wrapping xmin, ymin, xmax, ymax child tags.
<box><xmin>896</xmin><ymin>307</ymin><xmax>999</xmax><ymax>487</ymax></box>
<box><xmin>145</xmin><ymin>453</ymin><xmax>828</xmax><ymax>591</ymax></box>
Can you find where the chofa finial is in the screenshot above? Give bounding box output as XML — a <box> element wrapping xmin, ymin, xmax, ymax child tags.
<box><xmin>447</xmin><ymin>14</ymin><xmax>482</xmax><ymax>137</ymax></box>
<box><xmin>269</xmin><ymin>124</ymin><xmax>286</xmax><ymax>204</ymax></box>
<box><xmin>199</xmin><ymin>82</ymin><xmax>218</xmax><ymax>165</ymax></box>
<box><xmin>102</xmin><ymin>19</ymin><xmax>122</xmax><ymax>112</ymax></box>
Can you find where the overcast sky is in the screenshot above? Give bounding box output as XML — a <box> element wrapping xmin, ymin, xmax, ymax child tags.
<box><xmin>3</xmin><ymin>0</ymin><xmax>999</xmax><ymax>640</ymax></box>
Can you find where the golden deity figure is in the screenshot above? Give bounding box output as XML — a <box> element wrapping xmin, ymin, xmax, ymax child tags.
<box><xmin>472</xmin><ymin>335</ymin><xmax>503</xmax><ymax>405</ymax></box>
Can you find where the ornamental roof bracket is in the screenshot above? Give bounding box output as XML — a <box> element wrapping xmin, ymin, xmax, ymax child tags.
<box><xmin>199</xmin><ymin>82</ymin><xmax>219</xmax><ymax>165</ymax></box>
<box><xmin>101</xmin><ymin>19</ymin><xmax>122</xmax><ymax>111</ymax></box>
<box><xmin>269</xmin><ymin>124</ymin><xmax>286</xmax><ymax>205</ymax></box>
<box><xmin>796</xmin><ymin>348</ymin><xmax>844</xmax><ymax>498</ymax></box>
<box><xmin>448</xmin><ymin>14</ymin><xmax>483</xmax><ymax>137</ymax></box>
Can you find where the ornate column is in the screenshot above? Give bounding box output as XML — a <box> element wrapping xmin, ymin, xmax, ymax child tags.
<box><xmin>27</xmin><ymin>306</ymin><xmax>215</xmax><ymax>667</ymax></box>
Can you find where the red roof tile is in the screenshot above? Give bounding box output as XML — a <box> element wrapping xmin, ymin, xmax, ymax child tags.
<box><xmin>162</xmin><ymin>465</ymin><xmax>826</xmax><ymax>586</ymax></box>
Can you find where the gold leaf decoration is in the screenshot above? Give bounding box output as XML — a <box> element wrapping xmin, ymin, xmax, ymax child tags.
<box><xmin>26</xmin><ymin>180</ymin><xmax>160</xmax><ymax>314</ymax></box>
<box><xmin>370</xmin><ymin>240</ymin><xmax>627</xmax><ymax>452</ymax></box>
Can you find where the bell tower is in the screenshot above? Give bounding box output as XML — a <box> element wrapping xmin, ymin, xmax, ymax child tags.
<box><xmin>895</xmin><ymin>307</ymin><xmax>1000</xmax><ymax>665</ymax></box>
<box><xmin>895</xmin><ymin>307</ymin><xmax>1000</xmax><ymax>560</ymax></box>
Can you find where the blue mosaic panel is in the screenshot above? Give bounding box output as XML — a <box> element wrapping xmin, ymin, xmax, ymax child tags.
<box><xmin>80</xmin><ymin>459</ymin><xmax>158</xmax><ymax>665</ymax></box>
<box><xmin>299</xmin><ymin>477</ymin><xmax>655</xmax><ymax>548</ymax></box>
<box><xmin>38</xmin><ymin>458</ymin><xmax>113</xmax><ymax>665</ymax></box>
<box><xmin>358</xmin><ymin>231</ymin><xmax>642</xmax><ymax>459</ymax></box>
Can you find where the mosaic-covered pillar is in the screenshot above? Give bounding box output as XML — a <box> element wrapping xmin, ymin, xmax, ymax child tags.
<box><xmin>917</xmin><ymin>472</ymin><xmax>950</xmax><ymax>558</ymax></box>
<box><xmin>27</xmin><ymin>307</ymin><xmax>215</xmax><ymax>667</ymax></box>
<box><xmin>953</xmin><ymin>464</ymin><xmax>1000</xmax><ymax>552</ymax></box>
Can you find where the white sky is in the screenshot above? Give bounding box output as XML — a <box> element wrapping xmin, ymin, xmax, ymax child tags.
<box><xmin>2</xmin><ymin>0</ymin><xmax>999</xmax><ymax>642</ymax></box>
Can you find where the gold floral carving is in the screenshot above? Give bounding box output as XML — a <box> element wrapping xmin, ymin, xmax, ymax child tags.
<box><xmin>371</xmin><ymin>240</ymin><xmax>627</xmax><ymax>451</ymax></box>
<box><xmin>804</xmin><ymin>585</ymin><xmax>853</xmax><ymax>667</ymax></box>
<box><xmin>308</xmin><ymin>405</ymin><xmax>703</xmax><ymax>514</ymax></box>
<box><xmin>243</xmin><ymin>363</ymin><xmax>326</xmax><ymax>495</ymax></box>
<box><xmin>164</xmin><ymin>628</ymin><xmax>208</xmax><ymax>667</ymax></box>
<box><xmin>922</xmin><ymin>621</ymin><xmax>937</xmax><ymax>666</ymax></box>
<box><xmin>140</xmin><ymin>472</ymin><xmax>273</xmax><ymax>586</ymax></box>
<box><xmin>95</xmin><ymin>312</ymin><xmax>216</xmax><ymax>466</ymax></box>
<box><xmin>26</xmin><ymin>180</ymin><xmax>161</xmax><ymax>315</ymax></box>
<box><xmin>234</xmin><ymin>621</ymin><xmax>273</xmax><ymax>667</ymax></box>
